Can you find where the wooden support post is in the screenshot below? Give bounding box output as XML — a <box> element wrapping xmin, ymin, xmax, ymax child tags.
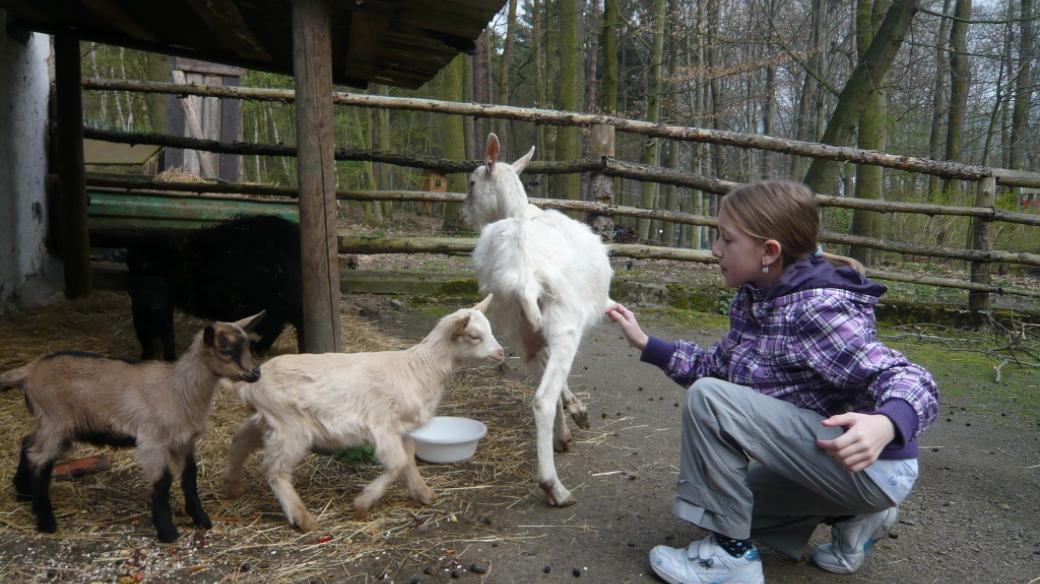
<box><xmin>968</xmin><ymin>175</ymin><xmax>997</xmax><ymax>323</ymax></box>
<box><xmin>292</xmin><ymin>0</ymin><xmax>341</xmax><ymax>353</ymax></box>
<box><xmin>588</xmin><ymin>123</ymin><xmax>615</xmax><ymax>238</ymax></box>
<box><xmin>54</xmin><ymin>35</ymin><xmax>92</xmax><ymax>299</ymax></box>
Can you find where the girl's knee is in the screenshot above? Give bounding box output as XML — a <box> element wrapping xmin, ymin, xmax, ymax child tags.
<box><xmin>684</xmin><ymin>378</ymin><xmax>730</xmax><ymax>421</ymax></box>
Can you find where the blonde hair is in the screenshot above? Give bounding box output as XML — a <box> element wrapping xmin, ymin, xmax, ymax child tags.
<box><xmin>719</xmin><ymin>180</ymin><xmax>865</xmax><ymax>275</ymax></box>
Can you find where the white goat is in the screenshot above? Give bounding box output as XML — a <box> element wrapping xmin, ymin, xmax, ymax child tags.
<box><xmin>224</xmin><ymin>297</ymin><xmax>504</xmax><ymax>532</ymax></box>
<box><xmin>459</xmin><ymin>133</ymin><xmax>615</xmax><ymax>507</ymax></box>
<box><xmin>0</xmin><ymin>312</ymin><xmax>264</xmax><ymax>542</ymax></box>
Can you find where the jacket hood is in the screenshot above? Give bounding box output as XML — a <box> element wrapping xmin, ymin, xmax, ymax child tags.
<box><xmin>749</xmin><ymin>254</ymin><xmax>887</xmax><ymax>301</ymax></box>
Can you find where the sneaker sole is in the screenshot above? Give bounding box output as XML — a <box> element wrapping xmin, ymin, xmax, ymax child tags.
<box><xmin>811</xmin><ymin>539</ymin><xmax>881</xmax><ymax>574</ymax></box>
<box><xmin>648</xmin><ymin>560</ymin><xmax>765</xmax><ymax>584</ymax></box>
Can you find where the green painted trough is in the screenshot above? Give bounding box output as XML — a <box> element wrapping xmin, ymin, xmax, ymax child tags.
<box><xmin>87</xmin><ymin>190</ymin><xmax>299</xmax><ymax>229</ymax></box>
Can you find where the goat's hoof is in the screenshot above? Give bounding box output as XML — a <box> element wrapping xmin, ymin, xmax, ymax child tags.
<box><xmin>412</xmin><ymin>488</ymin><xmax>436</xmax><ymax>506</ymax></box>
<box><xmin>571</xmin><ymin>410</ymin><xmax>590</xmax><ymax>430</ymax></box>
<box><xmin>191</xmin><ymin>512</ymin><xmax>212</xmax><ymax>529</ymax></box>
<box><xmin>353</xmin><ymin>499</ymin><xmax>373</xmax><ymax>519</ymax></box>
<box><xmin>553</xmin><ymin>435</ymin><xmax>572</xmax><ymax>452</ymax></box>
<box><xmin>292</xmin><ymin>516</ymin><xmax>318</xmax><ymax>533</ymax></box>
<box><xmin>550</xmin><ymin>494</ymin><xmax>577</xmax><ymax>507</ymax></box>
<box><xmin>156</xmin><ymin>527</ymin><xmax>179</xmax><ymax>543</ymax></box>
<box><xmin>538</xmin><ymin>479</ymin><xmax>576</xmax><ymax>507</ymax></box>
<box><xmin>36</xmin><ymin>517</ymin><xmax>57</xmax><ymax>534</ymax></box>
<box><xmin>224</xmin><ymin>483</ymin><xmax>244</xmax><ymax>499</ymax></box>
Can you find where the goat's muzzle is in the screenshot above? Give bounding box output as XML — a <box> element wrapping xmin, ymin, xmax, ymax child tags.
<box><xmin>490</xmin><ymin>348</ymin><xmax>506</xmax><ymax>363</ymax></box>
<box><xmin>241</xmin><ymin>368</ymin><xmax>262</xmax><ymax>383</ymax></box>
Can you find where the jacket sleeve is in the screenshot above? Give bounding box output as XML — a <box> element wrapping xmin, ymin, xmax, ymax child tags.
<box><xmin>640</xmin><ymin>328</ymin><xmax>739</xmax><ymax>388</ymax></box>
<box><xmin>794</xmin><ymin>295</ymin><xmax>940</xmax><ymax>441</ymax></box>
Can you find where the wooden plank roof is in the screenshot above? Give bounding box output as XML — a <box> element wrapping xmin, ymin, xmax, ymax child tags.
<box><xmin>0</xmin><ymin>0</ymin><xmax>504</xmax><ymax>89</ymax></box>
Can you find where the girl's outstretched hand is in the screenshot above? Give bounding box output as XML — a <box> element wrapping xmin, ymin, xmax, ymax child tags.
<box><xmin>606</xmin><ymin>303</ymin><xmax>649</xmax><ymax>351</ymax></box>
<box><xmin>816</xmin><ymin>413</ymin><xmax>896</xmax><ymax>472</ymax></box>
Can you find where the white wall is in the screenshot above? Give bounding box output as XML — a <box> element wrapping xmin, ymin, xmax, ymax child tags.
<box><xmin>0</xmin><ymin>17</ymin><xmax>61</xmax><ymax>311</ymax></box>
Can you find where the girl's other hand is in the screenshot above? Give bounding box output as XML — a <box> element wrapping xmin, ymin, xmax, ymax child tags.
<box><xmin>816</xmin><ymin>413</ymin><xmax>896</xmax><ymax>472</ymax></box>
<box><xmin>606</xmin><ymin>303</ymin><xmax>649</xmax><ymax>351</ymax></box>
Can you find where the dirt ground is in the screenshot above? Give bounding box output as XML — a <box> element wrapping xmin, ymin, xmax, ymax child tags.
<box><xmin>1</xmin><ymin>294</ymin><xmax>1038</xmax><ymax>583</ymax></box>
<box><xmin>348</xmin><ymin>297</ymin><xmax>1040</xmax><ymax>584</ymax></box>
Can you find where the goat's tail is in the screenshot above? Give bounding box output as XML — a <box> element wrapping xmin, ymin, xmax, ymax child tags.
<box><xmin>0</xmin><ymin>365</ymin><xmax>28</xmax><ymax>391</ymax></box>
<box><xmin>519</xmin><ymin>276</ymin><xmax>544</xmax><ymax>333</ymax></box>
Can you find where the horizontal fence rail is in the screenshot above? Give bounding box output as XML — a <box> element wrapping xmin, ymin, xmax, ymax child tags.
<box><xmin>336</xmin><ymin>236</ymin><xmax>1040</xmax><ymax>300</ymax></box>
<box><xmin>82</xmin><ymin>138</ymin><xmax>1040</xmax><ymax>228</ymax></box>
<box><xmin>77</xmin><ymin>78</ymin><xmax>1040</xmax><ymax>315</ymax></box>
<box><xmin>81</xmin><ymin>78</ymin><xmax>1040</xmax><ymax>188</ymax></box>
<box><xmin>85</xmin><ymin>176</ymin><xmax>1040</xmax><ymax>270</ymax></box>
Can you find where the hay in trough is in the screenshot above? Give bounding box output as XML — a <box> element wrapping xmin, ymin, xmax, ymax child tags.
<box><xmin>0</xmin><ymin>292</ymin><xmax>538</xmax><ymax>582</ymax></box>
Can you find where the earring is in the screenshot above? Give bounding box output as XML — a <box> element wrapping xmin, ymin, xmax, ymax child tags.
<box><xmin>761</xmin><ymin>265</ymin><xmax>769</xmax><ymax>273</ymax></box>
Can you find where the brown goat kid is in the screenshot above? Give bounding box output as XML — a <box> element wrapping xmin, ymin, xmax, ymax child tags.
<box><xmin>0</xmin><ymin>312</ymin><xmax>265</xmax><ymax>542</ymax></box>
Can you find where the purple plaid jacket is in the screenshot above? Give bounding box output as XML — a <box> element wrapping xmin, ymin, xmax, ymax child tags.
<box><xmin>641</xmin><ymin>256</ymin><xmax>939</xmax><ymax>460</ymax></box>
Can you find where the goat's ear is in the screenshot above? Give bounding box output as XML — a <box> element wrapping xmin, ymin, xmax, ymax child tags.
<box><xmin>451</xmin><ymin>314</ymin><xmax>471</xmax><ymax>338</ymax></box>
<box><xmin>485</xmin><ymin>133</ymin><xmax>501</xmax><ymax>171</ymax></box>
<box><xmin>204</xmin><ymin>325</ymin><xmax>215</xmax><ymax>346</ymax></box>
<box><xmin>512</xmin><ymin>146</ymin><xmax>535</xmax><ymax>174</ymax></box>
<box><xmin>234</xmin><ymin>310</ymin><xmax>266</xmax><ymax>332</ymax></box>
<box><xmin>474</xmin><ymin>293</ymin><xmax>493</xmax><ymax>314</ymax></box>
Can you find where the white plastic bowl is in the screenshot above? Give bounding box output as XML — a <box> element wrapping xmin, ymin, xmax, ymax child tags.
<box><xmin>409</xmin><ymin>416</ymin><xmax>488</xmax><ymax>464</ymax></box>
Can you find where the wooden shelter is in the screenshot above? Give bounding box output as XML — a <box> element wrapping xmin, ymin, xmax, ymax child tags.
<box><xmin>0</xmin><ymin>0</ymin><xmax>505</xmax><ymax>352</ymax></box>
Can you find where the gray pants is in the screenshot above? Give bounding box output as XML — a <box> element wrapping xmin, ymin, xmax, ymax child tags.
<box><xmin>673</xmin><ymin>377</ymin><xmax>896</xmax><ymax>559</ymax></box>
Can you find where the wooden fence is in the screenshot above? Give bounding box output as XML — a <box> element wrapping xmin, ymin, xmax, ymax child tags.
<box><xmin>81</xmin><ymin>78</ymin><xmax>1040</xmax><ymax>313</ymax></box>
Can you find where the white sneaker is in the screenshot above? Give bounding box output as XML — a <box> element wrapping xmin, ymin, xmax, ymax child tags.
<box><xmin>811</xmin><ymin>507</ymin><xmax>899</xmax><ymax>574</ymax></box>
<box><xmin>648</xmin><ymin>534</ymin><xmax>764</xmax><ymax>584</ymax></box>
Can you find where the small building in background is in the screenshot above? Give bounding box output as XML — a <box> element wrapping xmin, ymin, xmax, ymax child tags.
<box><xmin>421</xmin><ymin>170</ymin><xmax>448</xmax><ymax>193</ymax></box>
<box><xmin>163</xmin><ymin>58</ymin><xmax>243</xmax><ymax>182</ymax></box>
<box><xmin>1020</xmin><ymin>187</ymin><xmax>1040</xmax><ymax>211</ymax></box>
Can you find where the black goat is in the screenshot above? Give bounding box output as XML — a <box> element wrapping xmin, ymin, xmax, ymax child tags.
<box><xmin>127</xmin><ymin>215</ymin><xmax>303</xmax><ymax>360</ymax></box>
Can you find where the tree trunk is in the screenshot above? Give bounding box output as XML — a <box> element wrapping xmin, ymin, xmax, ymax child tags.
<box><xmin>355</xmin><ymin>107</ymin><xmax>383</xmax><ymax>224</ymax></box>
<box><xmin>803</xmin><ymin>0</ymin><xmax>918</xmax><ymax>195</ymax></box>
<box><xmin>496</xmin><ymin>0</ymin><xmax>518</xmax><ymax>138</ymax></box>
<box><xmin>474</xmin><ymin>28</ymin><xmax>492</xmax><ymax>142</ymax></box>
<box><xmin>926</xmin><ymin>0</ymin><xmax>953</xmax><ymax>203</ymax></box>
<box><xmin>602</xmin><ymin>0</ymin><xmax>618</xmax><ymax>114</ymax></box>
<box><xmin>552</xmin><ymin>0</ymin><xmax>582</xmax><ymax>201</ymax></box>
<box><xmin>531</xmin><ymin>0</ymin><xmax>546</xmax><ymax>195</ymax></box>
<box><xmin>937</xmin><ymin>0</ymin><xmax>972</xmax><ymax>247</ymax></box>
<box><xmin>584</xmin><ymin>0</ymin><xmax>600</xmax><ymax>114</ymax></box>
<box><xmin>850</xmin><ymin>0</ymin><xmax>889</xmax><ymax>266</ymax></box>
<box><xmin>791</xmin><ymin>0</ymin><xmax>828</xmax><ymax>180</ymax></box>
<box><xmin>1008</xmin><ymin>0</ymin><xmax>1035</xmax><ymax>171</ymax></box>
<box><xmin>440</xmin><ymin>56</ymin><xmax>466</xmax><ymax>228</ymax></box>
<box><xmin>638</xmin><ymin>0</ymin><xmax>667</xmax><ymax>240</ymax></box>
<box><xmin>707</xmin><ymin>0</ymin><xmax>722</xmax><ymax>242</ymax></box>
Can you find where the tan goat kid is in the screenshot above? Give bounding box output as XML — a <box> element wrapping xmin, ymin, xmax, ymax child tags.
<box><xmin>0</xmin><ymin>312</ymin><xmax>264</xmax><ymax>542</ymax></box>
<box><xmin>224</xmin><ymin>297</ymin><xmax>504</xmax><ymax>532</ymax></box>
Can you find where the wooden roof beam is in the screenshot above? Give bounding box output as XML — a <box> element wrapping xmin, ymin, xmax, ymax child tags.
<box><xmin>80</xmin><ymin>0</ymin><xmax>159</xmax><ymax>43</ymax></box>
<box><xmin>186</xmin><ymin>0</ymin><xmax>271</xmax><ymax>62</ymax></box>
<box><xmin>343</xmin><ymin>10</ymin><xmax>392</xmax><ymax>83</ymax></box>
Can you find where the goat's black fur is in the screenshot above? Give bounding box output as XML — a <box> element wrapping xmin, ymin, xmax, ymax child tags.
<box><xmin>126</xmin><ymin>215</ymin><xmax>303</xmax><ymax>360</ymax></box>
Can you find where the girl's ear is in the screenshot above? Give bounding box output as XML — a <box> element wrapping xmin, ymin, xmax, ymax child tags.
<box><xmin>762</xmin><ymin>239</ymin><xmax>782</xmax><ymax>268</ymax></box>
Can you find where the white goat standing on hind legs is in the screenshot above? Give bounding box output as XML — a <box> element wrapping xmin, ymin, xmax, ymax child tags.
<box><xmin>460</xmin><ymin>133</ymin><xmax>616</xmax><ymax>507</ymax></box>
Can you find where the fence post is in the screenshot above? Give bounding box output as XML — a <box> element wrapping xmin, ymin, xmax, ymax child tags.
<box><xmin>588</xmin><ymin>123</ymin><xmax>616</xmax><ymax>238</ymax></box>
<box><xmin>55</xmin><ymin>34</ymin><xmax>92</xmax><ymax>299</ymax></box>
<box><xmin>968</xmin><ymin>175</ymin><xmax>997</xmax><ymax>324</ymax></box>
<box><xmin>293</xmin><ymin>0</ymin><xmax>342</xmax><ymax>353</ymax></box>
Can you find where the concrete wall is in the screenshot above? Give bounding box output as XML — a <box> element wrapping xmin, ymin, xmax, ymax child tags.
<box><xmin>0</xmin><ymin>16</ymin><xmax>61</xmax><ymax>311</ymax></box>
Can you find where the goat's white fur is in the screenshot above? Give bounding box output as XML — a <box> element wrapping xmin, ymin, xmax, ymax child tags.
<box><xmin>224</xmin><ymin>298</ymin><xmax>504</xmax><ymax>532</ymax></box>
<box><xmin>460</xmin><ymin>133</ymin><xmax>615</xmax><ymax>506</ymax></box>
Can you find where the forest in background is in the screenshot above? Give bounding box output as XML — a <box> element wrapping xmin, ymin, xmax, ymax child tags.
<box><xmin>78</xmin><ymin>0</ymin><xmax>1039</xmax><ymax>269</ymax></box>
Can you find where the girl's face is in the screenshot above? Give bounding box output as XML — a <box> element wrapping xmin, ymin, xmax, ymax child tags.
<box><xmin>712</xmin><ymin>208</ymin><xmax>777</xmax><ymax>288</ymax></box>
